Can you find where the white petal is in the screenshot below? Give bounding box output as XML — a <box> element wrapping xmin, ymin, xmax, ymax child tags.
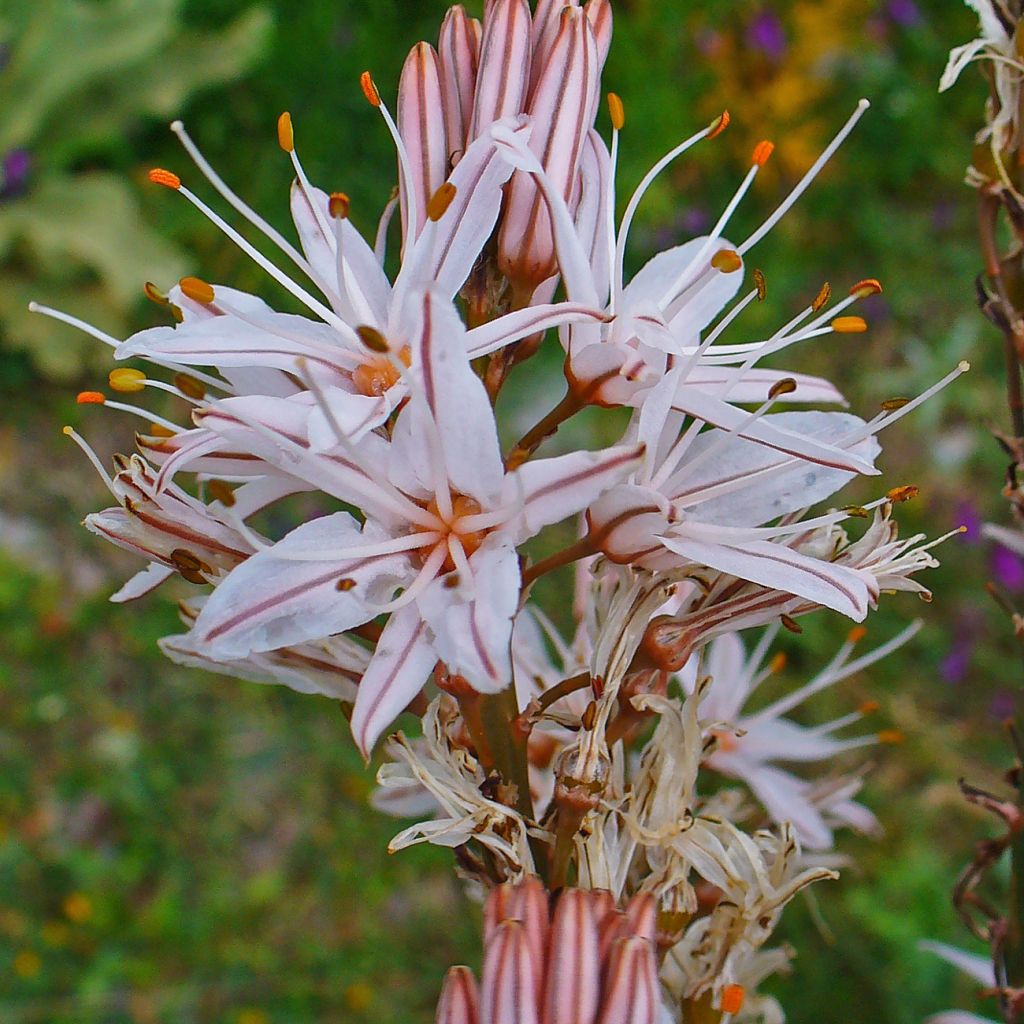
<box><xmin>661</xmin><ymin>531</ymin><xmax>874</xmax><ymax>619</ymax></box>
<box><xmin>194</xmin><ymin>513</ymin><xmax>408</xmax><ymax>657</ymax></box>
<box><xmin>110</xmin><ymin>563</ymin><xmax>175</xmax><ymax>603</ymax></box>
<box><xmin>920</xmin><ymin>941</ymin><xmax>996</xmax><ymax>986</ymax></box>
<box><xmin>350</xmin><ymin>603</ymin><xmax>438</xmax><ymax>757</ymax></box>
<box><xmin>418</xmin><ymin>541</ymin><xmax>519</xmax><ymax>692</ymax></box>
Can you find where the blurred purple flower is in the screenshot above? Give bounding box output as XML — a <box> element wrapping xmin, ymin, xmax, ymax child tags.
<box><xmin>990</xmin><ymin>689</ymin><xmax>1016</xmax><ymax>720</ymax></box>
<box><xmin>991</xmin><ymin>544</ymin><xmax>1024</xmax><ymax>592</ymax></box>
<box><xmin>886</xmin><ymin>0</ymin><xmax>922</xmax><ymax>27</ymax></box>
<box><xmin>1</xmin><ymin>149</ymin><xmax>32</xmax><ymax>198</ymax></box>
<box><xmin>746</xmin><ymin>10</ymin><xmax>787</xmax><ymax>60</ymax></box>
<box><xmin>955</xmin><ymin>500</ymin><xmax>983</xmax><ymax>543</ymax></box>
<box><xmin>940</xmin><ymin>637</ymin><xmax>973</xmax><ymax>685</ymax></box>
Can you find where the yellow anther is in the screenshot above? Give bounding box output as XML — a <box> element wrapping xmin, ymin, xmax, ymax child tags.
<box><xmin>108</xmin><ymin>368</ymin><xmax>147</xmax><ymax>393</ymax></box>
<box><xmin>174</xmin><ymin>372</ymin><xmax>206</xmax><ymax>400</ymax></box>
<box><xmin>76</xmin><ymin>391</ymin><xmax>106</xmax><ymax>405</ymax></box>
<box><xmin>329</xmin><ymin>192</ymin><xmax>351</xmax><ymax>219</ymax></box>
<box><xmin>710</xmin><ymin>249</ymin><xmax>742</xmax><ymax>273</ymax></box>
<box><xmin>753</xmin><ymin>268</ymin><xmax>767</xmax><ymax>301</ymax></box>
<box><xmin>360</xmin><ymin>71</ymin><xmax>381</xmax><ymax>107</ymax></box>
<box><xmin>831</xmin><ymin>316</ymin><xmax>868</xmax><ymax>334</ymax></box>
<box><xmin>607</xmin><ymin>92</ymin><xmax>625</xmax><ymax>131</ymax></box>
<box><xmin>148</xmin><ymin>168</ymin><xmax>181</xmax><ymax>190</ymax></box>
<box><xmin>148</xmin><ymin>423</ymin><xmax>176</xmax><ymax>438</ymax></box>
<box><xmin>811</xmin><ymin>282</ymin><xmax>831</xmax><ymax>312</ymax></box>
<box><xmin>850</xmin><ymin>278</ymin><xmax>883</xmax><ymax>298</ymax></box>
<box><xmin>769</xmin><ymin>651</ymin><xmax>787</xmax><ymax>673</ymax></box>
<box><xmin>427</xmin><ymin>182</ymin><xmax>458</xmax><ymax>222</ymax></box>
<box><xmin>179</xmin><ymin>276</ymin><xmax>215</xmax><ymax>305</ymax></box>
<box><xmin>707</xmin><ymin>110</ymin><xmax>730</xmax><ymax>139</ymax></box>
<box><xmin>356</xmin><ymin>325</ymin><xmax>389</xmax><ymax>353</ymax></box>
<box><xmin>751</xmin><ymin>140</ymin><xmax>775</xmax><ymax>167</ymax></box>
<box><xmin>277</xmin><ymin>111</ymin><xmax>294</xmax><ymax>153</ymax></box>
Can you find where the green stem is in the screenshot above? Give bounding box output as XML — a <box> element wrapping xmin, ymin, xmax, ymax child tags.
<box><xmin>479</xmin><ymin>686</ymin><xmax>534</xmax><ymax>821</ymax></box>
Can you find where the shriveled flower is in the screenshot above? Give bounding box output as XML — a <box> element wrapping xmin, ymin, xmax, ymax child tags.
<box><xmin>681</xmin><ymin>622</ymin><xmax>920</xmax><ymax>849</ymax></box>
<box><xmin>435</xmin><ymin>878</ymin><xmax>664</xmax><ymax>1024</ymax></box>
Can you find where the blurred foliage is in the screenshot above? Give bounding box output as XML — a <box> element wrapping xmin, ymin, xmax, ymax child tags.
<box><xmin>0</xmin><ymin>0</ymin><xmax>1020</xmax><ymax>1021</ymax></box>
<box><xmin>0</xmin><ymin>0</ymin><xmax>270</xmax><ymax>379</ymax></box>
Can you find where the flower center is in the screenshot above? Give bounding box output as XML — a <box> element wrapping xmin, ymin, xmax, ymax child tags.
<box><xmin>352</xmin><ymin>345</ymin><xmax>411</xmax><ymax>397</ymax></box>
<box><xmin>420</xmin><ymin>493</ymin><xmax>488</xmax><ymax>572</ymax></box>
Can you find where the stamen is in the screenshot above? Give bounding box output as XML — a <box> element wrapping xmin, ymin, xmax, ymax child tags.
<box><xmin>710</xmin><ymin>249</ymin><xmax>743</xmax><ymax>273</ymax></box>
<box><xmin>767</xmin><ymin>377</ymin><xmax>797</xmax><ymax>399</ymax></box>
<box><xmin>770</xmin><ymin>651</ymin><xmax>787</xmax><ymax>673</ymax></box>
<box><xmin>607</xmin><ymin>92</ymin><xmax>625</xmax><ymax>131</ymax></box>
<box><xmin>179</xmin><ymin>276</ymin><xmax>215</xmax><ymax>305</ymax></box>
<box><xmin>277</xmin><ymin>111</ymin><xmax>294</xmax><ymax>153</ymax></box>
<box><xmin>76</xmin><ymin>391</ymin><xmax>106</xmax><ymax>405</ymax></box>
<box><xmin>109</xmin><ymin>368</ymin><xmax>147</xmax><ymax>393</ymax></box>
<box><xmin>751</xmin><ymin>140</ymin><xmax>775</xmax><ymax>167</ymax></box>
<box><xmin>831</xmin><ymin>316</ymin><xmax>867</xmax><ymax>333</ymax></box>
<box><xmin>426</xmin><ymin>182</ymin><xmax>458</xmax><ymax>221</ymax></box>
<box><xmin>878</xmin><ymin>730</ymin><xmax>903</xmax><ymax>745</ymax></box>
<box><xmin>62</xmin><ymin>426</ymin><xmax>117</xmax><ymax>496</ymax></box>
<box><xmin>887</xmin><ymin>484</ymin><xmax>919</xmax><ymax>503</ymax></box>
<box><xmin>707</xmin><ymin>110</ymin><xmax>730</xmax><ymax>139</ymax></box>
<box><xmin>205</xmin><ymin>479</ymin><xmax>236</xmax><ymax>507</ymax></box>
<box><xmin>721</xmin><ymin>985</ymin><xmax>745</xmax><ymax>1015</ymax></box>
<box><xmin>144</xmin><ymin>282</ymin><xmax>169</xmax><ymax>305</ymax></box>
<box><xmin>148</xmin><ymin>168</ymin><xmax>181</xmax><ymax>190</ymax></box>
<box><xmin>360</xmin><ymin>70</ymin><xmax>381</xmax><ymax>107</ymax></box>
<box><xmin>739</xmin><ymin>99</ymin><xmax>871</xmax><ymax>255</ymax></box>
<box><xmin>105</xmin><ymin>400</ymin><xmax>183</xmax><ymax>434</ymax></box>
<box><xmin>812</xmin><ymin>283</ymin><xmax>832</xmax><ymax>312</ymax></box>
<box><xmin>753</xmin><ymin>269</ymin><xmax>767</xmax><ymax>301</ymax></box>
<box><xmin>850</xmin><ymin>278</ymin><xmax>882</xmax><ymax>298</ymax></box>
<box><xmin>170</xmin><ymin>119</ymin><xmax>327</xmax><ymax>297</ymax></box>
<box><xmin>329</xmin><ymin>192</ymin><xmax>350</xmax><ymax>219</ymax></box>
<box><xmin>848</xmin><ymin>626</ymin><xmax>868</xmax><ymax>644</ymax></box>
<box><xmin>174</xmin><ymin>373</ymin><xmax>206</xmax><ymax>401</ymax></box>
<box><xmin>356</xmin><ymin>325</ymin><xmax>390</xmax><ymax>353</ymax></box>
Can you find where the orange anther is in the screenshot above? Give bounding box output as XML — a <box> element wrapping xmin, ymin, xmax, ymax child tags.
<box><xmin>847</xmin><ymin>625</ymin><xmax>868</xmax><ymax>644</ymax></box>
<box><xmin>859</xmin><ymin>700</ymin><xmax>880</xmax><ymax>715</ymax></box>
<box><xmin>360</xmin><ymin>71</ymin><xmax>381</xmax><ymax>107</ymax></box>
<box><xmin>878</xmin><ymin>729</ymin><xmax>904</xmax><ymax>745</ymax></box>
<box><xmin>277</xmin><ymin>111</ymin><xmax>294</xmax><ymax>152</ymax></box>
<box><xmin>769</xmin><ymin>651</ymin><xmax>787</xmax><ymax>673</ymax></box>
<box><xmin>831</xmin><ymin>316</ymin><xmax>868</xmax><ymax>334</ymax></box>
<box><xmin>329</xmin><ymin>192</ymin><xmax>351</xmax><ymax>219</ymax></box>
<box><xmin>850</xmin><ymin>278</ymin><xmax>883</xmax><ymax>298</ymax></box>
<box><xmin>887</xmin><ymin>484</ymin><xmax>919</xmax><ymax>503</ymax></box>
<box><xmin>711</xmin><ymin>249</ymin><xmax>743</xmax><ymax>273</ymax></box>
<box><xmin>148</xmin><ymin>423</ymin><xmax>176</xmax><ymax>438</ymax></box>
<box><xmin>707</xmin><ymin>110</ymin><xmax>730</xmax><ymax>139</ymax></box>
<box><xmin>76</xmin><ymin>391</ymin><xmax>106</xmax><ymax>405</ymax></box>
<box><xmin>148</xmin><ymin>168</ymin><xmax>181</xmax><ymax>190</ymax></box>
<box><xmin>174</xmin><ymin>372</ymin><xmax>206</xmax><ymax>400</ymax></box>
<box><xmin>427</xmin><ymin>182</ymin><xmax>457</xmax><ymax>222</ymax></box>
<box><xmin>608</xmin><ymin>92</ymin><xmax>625</xmax><ymax>131</ymax></box>
<box><xmin>179</xmin><ymin>276</ymin><xmax>215</xmax><ymax>305</ymax></box>
<box><xmin>811</xmin><ymin>282</ymin><xmax>831</xmax><ymax>312</ymax></box>
<box><xmin>752</xmin><ymin>140</ymin><xmax>775</xmax><ymax>167</ymax></box>
<box><xmin>722</xmin><ymin>985</ymin><xmax>745</xmax><ymax>1015</ymax></box>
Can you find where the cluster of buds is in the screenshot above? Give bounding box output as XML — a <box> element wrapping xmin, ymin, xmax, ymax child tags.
<box><xmin>40</xmin><ymin>1</ymin><xmax>966</xmax><ymax>1019</ymax></box>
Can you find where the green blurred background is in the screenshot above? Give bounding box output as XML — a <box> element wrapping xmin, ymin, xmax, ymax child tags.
<box><xmin>0</xmin><ymin>0</ymin><xmax>1016</xmax><ymax>1020</ymax></box>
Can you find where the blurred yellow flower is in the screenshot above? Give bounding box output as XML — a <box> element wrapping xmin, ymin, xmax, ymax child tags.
<box><xmin>63</xmin><ymin>892</ymin><xmax>93</xmax><ymax>924</ymax></box>
<box><xmin>12</xmin><ymin>949</ymin><xmax>41</xmax><ymax>979</ymax></box>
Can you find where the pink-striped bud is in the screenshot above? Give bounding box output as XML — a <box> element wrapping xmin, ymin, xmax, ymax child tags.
<box><xmin>595</xmin><ymin>937</ymin><xmax>660</xmax><ymax>1024</ymax></box>
<box><xmin>437</xmin><ymin>5</ymin><xmax>482</xmax><ymax>159</ymax></box>
<box><xmin>437</xmin><ymin>966</ymin><xmax>482</xmax><ymax>1024</ymax></box>
<box><xmin>481</xmin><ymin>920</ymin><xmax>541</xmax><ymax>1024</ymax></box>
<box><xmin>541</xmin><ymin>889</ymin><xmax>600</xmax><ymax>1024</ymax></box>
<box><xmin>468</xmin><ymin>0</ymin><xmax>533</xmax><ymax>143</ymax></box>
<box><xmin>398</xmin><ymin>41</ymin><xmax>449</xmax><ymax>238</ymax></box>
<box><xmin>498</xmin><ymin>6</ymin><xmax>598</xmax><ymax>291</ymax></box>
